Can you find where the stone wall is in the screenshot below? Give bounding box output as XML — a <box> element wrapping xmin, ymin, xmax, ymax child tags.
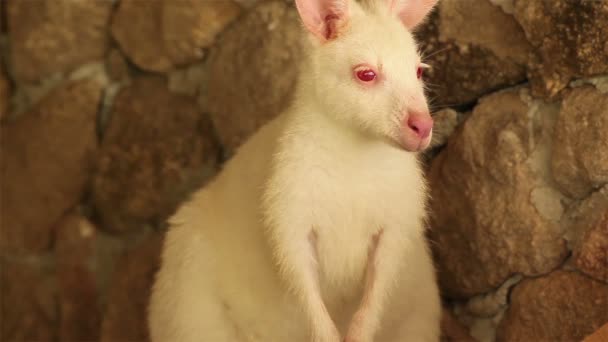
<box><xmin>1</xmin><ymin>1</ymin><xmax>607</xmax><ymax>341</ymax></box>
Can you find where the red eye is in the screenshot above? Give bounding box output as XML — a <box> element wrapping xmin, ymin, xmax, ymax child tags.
<box><xmin>356</xmin><ymin>69</ymin><xmax>377</xmax><ymax>82</ymax></box>
<box><xmin>416</xmin><ymin>67</ymin><xmax>424</xmax><ymax>80</ymax></box>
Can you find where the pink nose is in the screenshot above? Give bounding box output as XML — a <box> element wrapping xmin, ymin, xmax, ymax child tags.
<box><xmin>407</xmin><ymin>115</ymin><xmax>433</xmax><ymax>139</ymax></box>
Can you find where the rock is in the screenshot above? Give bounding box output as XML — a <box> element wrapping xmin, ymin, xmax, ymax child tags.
<box><xmin>0</xmin><ymin>80</ymin><xmax>101</xmax><ymax>254</ymax></box>
<box><xmin>111</xmin><ymin>0</ymin><xmax>172</xmax><ymax>72</ymax></box>
<box><xmin>112</xmin><ymin>0</ymin><xmax>240</xmax><ymax>72</ymax></box>
<box><xmin>106</xmin><ymin>48</ymin><xmax>131</xmax><ymax>82</ymax></box>
<box><xmin>169</xmin><ymin>62</ymin><xmax>208</xmax><ymax>97</ymax></box>
<box><xmin>583</xmin><ymin>322</ymin><xmax>608</xmax><ymax>342</ymax></box>
<box><xmin>488</xmin><ymin>0</ymin><xmax>515</xmax><ymax>15</ymax></box>
<box><xmin>576</xmin><ymin>210</ymin><xmax>608</xmax><ymax>283</ymax></box>
<box><xmin>206</xmin><ymin>0</ymin><xmax>302</xmax><ymax>154</ymax></box>
<box><xmin>92</xmin><ymin>77</ymin><xmax>219</xmax><ymax>233</ymax></box>
<box><xmin>562</xmin><ymin>185</ymin><xmax>608</xmax><ymax>280</ymax></box>
<box><xmin>100</xmin><ymin>234</ymin><xmax>164</xmax><ymax>342</ymax></box>
<box><xmin>428</xmin><ymin>88</ymin><xmax>568</xmax><ymax>297</ymax></box>
<box><xmin>7</xmin><ymin>0</ymin><xmax>112</xmax><ymax>82</ymax></box>
<box><xmin>496</xmin><ymin>270</ymin><xmax>608</xmax><ymax>341</ymax></box>
<box><xmin>233</xmin><ymin>0</ymin><xmax>261</xmax><ymax>8</ymax></box>
<box><xmin>451</xmin><ymin>275</ymin><xmax>522</xmax><ymax>342</ymax></box>
<box><xmin>0</xmin><ymin>64</ymin><xmax>10</xmax><ymax>119</ymax></box>
<box><xmin>462</xmin><ymin>275</ymin><xmax>522</xmax><ymax>318</ymax></box>
<box><xmin>438</xmin><ymin>0</ymin><xmax>530</xmax><ymax>64</ymax></box>
<box><xmin>430</xmin><ymin>108</ymin><xmax>460</xmax><ymax>148</ymax></box>
<box><xmin>415</xmin><ymin>7</ymin><xmax>526</xmax><ymax>105</ymax></box>
<box><xmin>10</xmin><ymin>73</ymin><xmax>65</xmax><ymax>116</ymax></box>
<box><xmin>162</xmin><ymin>0</ymin><xmax>241</xmax><ymax>66</ymax></box>
<box><xmin>55</xmin><ymin>212</ymin><xmax>100</xmax><ymax>341</ymax></box>
<box><xmin>513</xmin><ymin>0</ymin><xmax>608</xmax><ymax>98</ymax></box>
<box><xmin>551</xmin><ymin>86</ymin><xmax>608</xmax><ymax>199</ymax></box>
<box><xmin>0</xmin><ymin>260</ymin><xmax>57</xmax><ymax>341</ymax></box>
<box><xmin>441</xmin><ymin>309</ymin><xmax>476</xmax><ymax>342</ymax></box>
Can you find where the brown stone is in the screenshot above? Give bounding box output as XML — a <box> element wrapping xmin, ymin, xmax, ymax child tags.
<box><xmin>415</xmin><ymin>8</ymin><xmax>526</xmax><ymax>106</ymax></box>
<box><xmin>112</xmin><ymin>0</ymin><xmax>240</xmax><ymax>72</ymax></box>
<box><xmin>551</xmin><ymin>86</ymin><xmax>608</xmax><ymax>199</ymax></box>
<box><xmin>438</xmin><ymin>0</ymin><xmax>530</xmax><ymax>64</ymax></box>
<box><xmin>55</xmin><ymin>212</ymin><xmax>100</xmax><ymax>341</ymax></box>
<box><xmin>92</xmin><ymin>77</ymin><xmax>219</xmax><ymax>233</ymax></box>
<box><xmin>162</xmin><ymin>0</ymin><xmax>241</xmax><ymax>66</ymax></box>
<box><xmin>206</xmin><ymin>0</ymin><xmax>302</xmax><ymax>154</ymax></box>
<box><xmin>430</xmin><ymin>108</ymin><xmax>460</xmax><ymax>148</ymax></box>
<box><xmin>100</xmin><ymin>234</ymin><xmax>164</xmax><ymax>342</ymax></box>
<box><xmin>513</xmin><ymin>0</ymin><xmax>608</xmax><ymax>98</ymax></box>
<box><xmin>441</xmin><ymin>308</ymin><xmax>475</xmax><ymax>342</ymax></box>
<box><xmin>168</xmin><ymin>62</ymin><xmax>208</xmax><ymax>97</ymax></box>
<box><xmin>576</xmin><ymin>210</ymin><xmax>608</xmax><ymax>283</ymax></box>
<box><xmin>583</xmin><ymin>322</ymin><xmax>608</xmax><ymax>342</ymax></box>
<box><xmin>0</xmin><ymin>80</ymin><xmax>101</xmax><ymax>254</ymax></box>
<box><xmin>233</xmin><ymin>0</ymin><xmax>261</xmax><ymax>8</ymax></box>
<box><xmin>111</xmin><ymin>0</ymin><xmax>171</xmax><ymax>72</ymax></box>
<box><xmin>428</xmin><ymin>88</ymin><xmax>568</xmax><ymax>297</ymax></box>
<box><xmin>7</xmin><ymin>0</ymin><xmax>112</xmax><ymax>82</ymax></box>
<box><xmin>0</xmin><ymin>64</ymin><xmax>10</xmax><ymax>119</ymax></box>
<box><xmin>0</xmin><ymin>260</ymin><xmax>57</xmax><ymax>342</ymax></box>
<box><xmin>106</xmin><ymin>48</ymin><xmax>131</xmax><ymax>82</ymax></box>
<box><xmin>562</xmin><ymin>185</ymin><xmax>608</xmax><ymax>280</ymax></box>
<box><xmin>496</xmin><ymin>271</ymin><xmax>608</xmax><ymax>342</ymax></box>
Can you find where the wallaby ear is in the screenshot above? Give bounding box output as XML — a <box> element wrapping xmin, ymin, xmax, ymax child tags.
<box><xmin>389</xmin><ymin>0</ymin><xmax>438</xmax><ymax>29</ymax></box>
<box><xmin>295</xmin><ymin>0</ymin><xmax>349</xmax><ymax>42</ymax></box>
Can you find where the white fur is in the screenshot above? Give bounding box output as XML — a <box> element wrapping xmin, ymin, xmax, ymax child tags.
<box><xmin>149</xmin><ymin>1</ymin><xmax>440</xmax><ymax>341</ymax></box>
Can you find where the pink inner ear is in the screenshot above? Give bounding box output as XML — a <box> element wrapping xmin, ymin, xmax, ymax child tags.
<box><xmin>295</xmin><ymin>0</ymin><xmax>348</xmax><ymax>41</ymax></box>
<box><xmin>324</xmin><ymin>14</ymin><xmax>340</xmax><ymax>40</ymax></box>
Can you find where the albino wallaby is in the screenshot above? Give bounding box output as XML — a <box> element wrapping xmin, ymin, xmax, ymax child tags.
<box><xmin>148</xmin><ymin>0</ymin><xmax>441</xmax><ymax>341</ymax></box>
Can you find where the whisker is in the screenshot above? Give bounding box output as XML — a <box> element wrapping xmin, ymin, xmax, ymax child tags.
<box><xmin>420</xmin><ymin>46</ymin><xmax>452</xmax><ymax>61</ymax></box>
<box><xmin>430</xmin><ymin>103</ymin><xmax>463</xmax><ymax>110</ymax></box>
<box><xmin>423</xmin><ymin>81</ymin><xmax>443</xmax><ymax>87</ymax></box>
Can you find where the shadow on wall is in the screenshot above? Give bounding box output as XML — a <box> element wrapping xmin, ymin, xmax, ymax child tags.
<box><xmin>0</xmin><ymin>0</ymin><xmax>607</xmax><ymax>341</ymax></box>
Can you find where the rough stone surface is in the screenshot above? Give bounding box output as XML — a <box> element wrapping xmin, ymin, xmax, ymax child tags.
<box><xmin>162</xmin><ymin>0</ymin><xmax>241</xmax><ymax>66</ymax></box>
<box><xmin>0</xmin><ymin>260</ymin><xmax>57</xmax><ymax>342</ymax></box>
<box><xmin>428</xmin><ymin>88</ymin><xmax>568</xmax><ymax>297</ymax></box>
<box><xmin>111</xmin><ymin>0</ymin><xmax>171</xmax><ymax>72</ymax></box>
<box><xmin>106</xmin><ymin>48</ymin><xmax>131</xmax><ymax>82</ymax></box>
<box><xmin>462</xmin><ymin>275</ymin><xmax>522</xmax><ymax>318</ymax></box>
<box><xmin>496</xmin><ymin>271</ymin><xmax>608</xmax><ymax>341</ymax></box>
<box><xmin>441</xmin><ymin>309</ymin><xmax>476</xmax><ymax>342</ymax></box>
<box><xmin>416</xmin><ymin>9</ymin><xmax>526</xmax><ymax>105</ymax></box>
<box><xmin>169</xmin><ymin>62</ymin><xmax>208</xmax><ymax>97</ymax></box>
<box><xmin>112</xmin><ymin>0</ymin><xmax>240</xmax><ymax>72</ymax></box>
<box><xmin>100</xmin><ymin>234</ymin><xmax>164</xmax><ymax>342</ymax></box>
<box><xmin>562</xmin><ymin>184</ymin><xmax>608</xmax><ymax>270</ymax></box>
<box><xmin>206</xmin><ymin>0</ymin><xmax>302</xmax><ymax>154</ymax></box>
<box><xmin>0</xmin><ymin>80</ymin><xmax>101</xmax><ymax>253</ymax></box>
<box><xmin>551</xmin><ymin>86</ymin><xmax>608</xmax><ymax>199</ymax></box>
<box><xmin>55</xmin><ymin>212</ymin><xmax>100</xmax><ymax>342</ymax></box>
<box><xmin>92</xmin><ymin>77</ymin><xmax>219</xmax><ymax>233</ymax></box>
<box><xmin>513</xmin><ymin>0</ymin><xmax>608</xmax><ymax>98</ymax></box>
<box><xmin>452</xmin><ymin>275</ymin><xmax>522</xmax><ymax>342</ymax></box>
<box><xmin>233</xmin><ymin>0</ymin><xmax>262</xmax><ymax>8</ymax></box>
<box><xmin>7</xmin><ymin>0</ymin><xmax>112</xmax><ymax>82</ymax></box>
<box><xmin>576</xmin><ymin>210</ymin><xmax>608</xmax><ymax>283</ymax></box>
<box><xmin>0</xmin><ymin>63</ymin><xmax>9</xmax><ymax>119</ymax></box>
<box><xmin>438</xmin><ymin>0</ymin><xmax>530</xmax><ymax>64</ymax></box>
<box><xmin>430</xmin><ymin>108</ymin><xmax>460</xmax><ymax>148</ymax></box>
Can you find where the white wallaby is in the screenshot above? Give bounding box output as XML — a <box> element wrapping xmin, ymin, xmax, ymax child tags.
<box><xmin>148</xmin><ymin>0</ymin><xmax>441</xmax><ymax>341</ymax></box>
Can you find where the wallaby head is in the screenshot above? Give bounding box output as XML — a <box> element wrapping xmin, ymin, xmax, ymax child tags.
<box><xmin>294</xmin><ymin>0</ymin><xmax>438</xmax><ymax>152</ymax></box>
